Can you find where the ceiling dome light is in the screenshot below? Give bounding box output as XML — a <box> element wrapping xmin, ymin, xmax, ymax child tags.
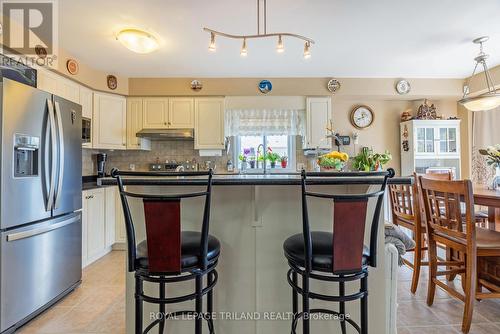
<box><xmin>116</xmin><ymin>29</ymin><xmax>159</xmax><ymax>54</ymax></box>
<box><xmin>240</xmin><ymin>38</ymin><xmax>247</xmax><ymax>56</ymax></box>
<box><xmin>209</xmin><ymin>32</ymin><xmax>216</xmax><ymax>52</ymax></box>
<box><xmin>303</xmin><ymin>42</ymin><xmax>311</xmax><ymax>59</ymax></box>
<box><xmin>459</xmin><ymin>36</ymin><xmax>500</xmax><ymax>111</ymax></box>
<box><xmin>276</xmin><ymin>35</ymin><xmax>284</xmax><ymax>53</ymax></box>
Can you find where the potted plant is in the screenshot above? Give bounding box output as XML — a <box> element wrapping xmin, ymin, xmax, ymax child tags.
<box><xmin>239</xmin><ymin>148</ymin><xmax>250</xmax><ymax>171</ymax></box>
<box><xmin>352</xmin><ymin>147</ymin><xmax>392</xmax><ymax>171</ymax></box>
<box><xmin>479</xmin><ymin>144</ymin><xmax>500</xmax><ymax>189</ymax></box>
<box><xmin>317</xmin><ymin>151</ymin><xmax>349</xmax><ymax>171</ymax></box>
<box><xmin>265</xmin><ymin>147</ymin><xmax>280</xmax><ymax>168</ymax></box>
<box><xmin>281</xmin><ymin>156</ymin><xmax>288</xmax><ymax>169</ymax></box>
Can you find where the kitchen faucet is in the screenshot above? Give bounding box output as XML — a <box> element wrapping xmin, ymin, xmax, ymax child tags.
<box><xmin>257</xmin><ymin>143</ymin><xmax>267</xmax><ymax>174</ymax></box>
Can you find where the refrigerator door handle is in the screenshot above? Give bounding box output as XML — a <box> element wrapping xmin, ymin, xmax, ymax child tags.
<box><xmin>54</xmin><ymin>101</ymin><xmax>65</xmax><ymax>209</ymax></box>
<box><xmin>46</xmin><ymin>98</ymin><xmax>57</xmax><ymax>211</ymax></box>
<box><xmin>5</xmin><ymin>215</ymin><xmax>79</xmax><ymax>242</ymax></box>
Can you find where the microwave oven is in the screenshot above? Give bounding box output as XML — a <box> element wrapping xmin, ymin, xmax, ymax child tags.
<box><xmin>82</xmin><ymin>117</ymin><xmax>91</xmax><ymax>145</ymax></box>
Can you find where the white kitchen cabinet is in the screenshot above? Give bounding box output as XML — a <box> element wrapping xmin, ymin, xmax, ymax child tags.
<box><xmin>79</xmin><ymin>86</ymin><xmax>93</xmax><ymax>119</ymax></box>
<box><xmin>169</xmin><ymin>98</ymin><xmax>194</xmax><ymax>128</ymax></box>
<box><xmin>93</xmin><ymin>92</ymin><xmax>127</xmax><ymax>149</ymax></box>
<box><xmin>143</xmin><ymin>98</ymin><xmax>169</xmax><ymax>129</ymax></box>
<box><xmin>194</xmin><ymin>97</ymin><xmax>225</xmax><ymax>149</ymax></box>
<box><xmin>127</xmin><ymin>98</ymin><xmax>151</xmax><ymax>150</ymax></box>
<box><xmin>57</xmin><ymin>77</ymin><xmax>80</xmax><ymax>103</ymax></box>
<box><xmin>400</xmin><ymin>119</ymin><xmax>461</xmax><ymax>177</ymax></box>
<box><xmin>105</xmin><ymin>187</ymin><xmax>117</xmax><ymax>248</ymax></box>
<box><xmin>82</xmin><ymin>188</ymin><xmax>107</xmax><ymax>266</ymax></box>
<box><xmin>37</xmin><ymin>68</ymin><xmax>59</xmax><ymax>94</ymax></box>
<box><xmin>304</xmin><ymin>97</ymin><xmax>332</xmax><ymax>150</ymax></box>
<box><xmin>115</xmin><ymin>188</ymin><xmax>126</xmax><ymax>244</ymax></box>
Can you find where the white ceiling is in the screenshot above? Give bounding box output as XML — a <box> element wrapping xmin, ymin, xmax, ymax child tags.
<box><xmin>59</xmin><ymin>0</ymin><xmax>500</xmax><ymax>78</ymax></box>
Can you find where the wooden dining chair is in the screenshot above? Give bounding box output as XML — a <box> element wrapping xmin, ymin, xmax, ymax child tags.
<box><xmin>419</xmin><ymin>177</ymin><xmax>500</xmax><ymax>334</ymax></box>
<box><xmin>388</xmin><ymin>174</ymin><xmax>426</xmax><ymax>294</ymax></box>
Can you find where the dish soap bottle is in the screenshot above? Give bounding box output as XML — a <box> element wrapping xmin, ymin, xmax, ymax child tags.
<box><xmin>226</xmin><ymin>159</ymin><xmax>234</xmax><ymax>172</ymax></box>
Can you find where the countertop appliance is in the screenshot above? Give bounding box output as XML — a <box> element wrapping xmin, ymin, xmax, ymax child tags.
<box><xmin>0</xmin><ymin>77</ymin><xmax>82</xmax><ymax>333</ymax></box>
<box><xmin>96</xmin><ymin>153</ymin><xmax>107</xmax><ymax>178</ymax></box>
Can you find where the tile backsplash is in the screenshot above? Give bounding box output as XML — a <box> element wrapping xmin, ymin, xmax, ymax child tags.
<box><xmin>82</xmin><ymin>137</ymin><xmax>314</xmax><ymax>176</ymax></box>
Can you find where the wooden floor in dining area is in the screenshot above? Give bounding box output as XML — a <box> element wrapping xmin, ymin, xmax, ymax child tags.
<box><xmin>17</xmin><ymin>251</ymin><xmax>126</xmax><ymax>334</ymax></box>
<box><xmin>397</xmin><ymin>263</ymin><xmax>500</xmax><ymax>334</ymax></box>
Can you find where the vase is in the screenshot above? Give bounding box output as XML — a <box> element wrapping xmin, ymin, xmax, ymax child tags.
<box><xmin>270</xmin><ymin>162</ymin><xmax>276</xmax><ymax>168</ymax></box>
<box><xmin>281</xmin><ymin>160</ymin><xmax>287</xmax><ymax>168</ymax></box>
<box><xmin>493</xmin><ymin>166</ymin><xmax>500</xmax><ymax>189</ymax></box>
<box><xmin>249</xmin><ymin>160</ymin><xmax>256</xmax><ymax>169</ymax></box>
<box><xmin>240</xmin><ymin>161</ymin><xmax>247</xmax><ymax>172</ymax></box>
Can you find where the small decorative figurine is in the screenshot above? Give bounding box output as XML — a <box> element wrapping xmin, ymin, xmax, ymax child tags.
<box><xmin>416</xmin><ymin>99</ymin><xmax>437</xmax><ymax>120</ymax></box>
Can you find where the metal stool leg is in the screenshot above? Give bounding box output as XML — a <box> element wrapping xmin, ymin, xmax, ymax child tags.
<box><xmin>339</xmin><ymin>281</ymin><xmax>347</xmax><ymax>334</ymax></box>
<box><xmin>302</xmin><ymin>273</ymin><xmax>310</xmax><ymax>334</ymax></box>
<box><xmin>135</xmin><ymin>274</ymin><xmax>144</xmax><ymax>334</ymax></box>
<box><xmin>292</xmin><ymin>271</ymin><xmax>298</xmax><ymax>317</ymax></box>
<box><xmin>360</xmin><ymin>273</ymin><xmax>368</xmax><ymax>334</ymax></box>
<box><xmin>158</xmin><ymin>278</ymin><xmax>166</xmax><ymax>334</ymax></box>
<box><xmin>207</xmin><ymin>271</ymin><xmax>215</xmax><ymax>334</ymax></box>
<box><xmin>195</xmin><ymin>275</ymin><xmax>203</xmax><ymax>334</ymax></box>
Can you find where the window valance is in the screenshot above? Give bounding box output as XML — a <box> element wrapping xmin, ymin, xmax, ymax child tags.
<box><xmin>225</xmin><ymin>109</ymin><xmax>306</xmax><ymax>137</ymax></box>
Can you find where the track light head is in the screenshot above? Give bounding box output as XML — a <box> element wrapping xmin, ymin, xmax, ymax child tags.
<box><xmin>303</xmin><ymin>41</ymin><xmax>311</xmax><ymax>59</ymax></box>
<box><xmin>240</xmin><ymin>38</ymin><xmax>247</xmax><ymax>56</ymax></box>
<box><xmin>209</xmin><ymin>32</ymin><xmax>216</xmax><ymax>51</ymax></box>
<box><xmin>276</xmin><ymin>35</ymin><xmax>284</xmax><ymax>53</ymax></box>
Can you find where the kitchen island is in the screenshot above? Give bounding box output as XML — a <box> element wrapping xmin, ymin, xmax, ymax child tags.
<box><xmin>101</xmin><ymin>174</ymin><xmax>410</xmax><ymax>334</ymax></box>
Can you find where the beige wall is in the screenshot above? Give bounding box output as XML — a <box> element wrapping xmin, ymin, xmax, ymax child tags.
<box><xmin>128</xmin><ymin>77</ymin><xmax>463</xmax><ymax>99</ymax></box>
<box><xmin>54</xmin><ymin>48</ymin><xmax>129</xmax><ymax>95</ymax></box>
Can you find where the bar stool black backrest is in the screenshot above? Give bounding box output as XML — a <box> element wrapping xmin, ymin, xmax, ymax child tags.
<box><xmin>111</xmin><ymin>169</ymin><xmax>214</xmax><ymax>274</ymax></box>
<box><xmin>301</xmin><ymin>169</ymin><xmax>394</xmax><ymax>274</ymax></box>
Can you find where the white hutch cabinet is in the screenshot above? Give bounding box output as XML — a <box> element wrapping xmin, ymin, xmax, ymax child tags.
<box><xmin>400</xmin><ymin>119</ymin><xmax>461</xmax><ymax>178</ymax></box>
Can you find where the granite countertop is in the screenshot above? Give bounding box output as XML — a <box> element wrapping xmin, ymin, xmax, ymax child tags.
<box><xmin>98</xmin><ymin>172</ymin><xmax>412</xmax><ymax>186</ymax></box>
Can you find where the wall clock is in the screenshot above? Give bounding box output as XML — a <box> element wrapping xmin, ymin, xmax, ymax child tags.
<box><xmin>396</xmin><ymin>79</ymin><xmax>411</xmax><ymax>95</ymax></box>
<box><xmin>350</xmin><ymin>105</ymin><xmax>374</xmax><ymax>129</ymax></box>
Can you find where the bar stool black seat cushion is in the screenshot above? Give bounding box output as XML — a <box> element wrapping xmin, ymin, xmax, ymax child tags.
<box><xmin>283</xmin><ymin>231</ymin><xmax>370</xmax><ymax>272</ymax></box>
<box><xmin>135</xmin><ymin>231</ymin><xmax>221</xmax><ymax>271</ymax></box>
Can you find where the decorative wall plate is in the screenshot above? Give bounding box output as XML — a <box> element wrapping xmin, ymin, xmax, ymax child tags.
<box><xmin>396</xmin><ymin>79</ymin><xmax>411</xmax><ymax>95</ymax></box>
<box><xmin>66</xmin><ymin>59</ymin><xmax>79</xmax><ymax>75</ymax></box>
<box><xmin>327</xmin><ymin>78</ymin><xmax>341</xmax><ymax>93</ymax></box>
<box><xmin>190</xmin><ymin>80</ymin><xmax>203</xmax><ymax>91</ymax></box>
<box><xmin>258</xmin><ymin>80</ymin><xmax>272</xmax><ymax>94</ymax></box>
<box><xmin>350</xmin><ymin>105</ymin><xmax>374</xmax><ymax>129</ymax></box>
<box><xmin>107</xmin><ymin>75</ymin><xmax>117</xmax><ymax>90</ymax></box>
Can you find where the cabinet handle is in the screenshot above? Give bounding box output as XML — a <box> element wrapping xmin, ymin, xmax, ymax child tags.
<box><xmin>168</xmin><ymin>121</ymin><xmax>172</xmax><ymax>125</ymax></box>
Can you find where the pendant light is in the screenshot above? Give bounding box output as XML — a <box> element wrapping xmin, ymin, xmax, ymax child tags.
<box><xmin>459</xmin><ymin>36</ymin><xmax>500</xmax><ymax>112</ymax></box>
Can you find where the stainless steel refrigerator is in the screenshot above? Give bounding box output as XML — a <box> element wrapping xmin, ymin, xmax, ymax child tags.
<box><xmin>0</xmin><ymin>77</ymin><xmax>82</xmax><ymax>333</ymax></box>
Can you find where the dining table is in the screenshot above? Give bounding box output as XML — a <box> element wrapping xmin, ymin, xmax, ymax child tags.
<box><xmin>473</xmin><ymin>184</ymin><xmax>500</xmax><ymax>231</ymax></box>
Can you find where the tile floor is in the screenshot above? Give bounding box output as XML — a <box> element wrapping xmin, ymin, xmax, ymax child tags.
<box><xmin>15</xmin><ymin>250</ymin><xmax>500</xmax><ymax>334</ymax></box>
<box><xmin>397</xmin><ymin>263</ymin><xmax>500</xmax><ymax>334</ymax></box>
<box><xmin>17</xmin><ymin>251</ymin><xmax>126</xmax><ymax>334</ymax></box>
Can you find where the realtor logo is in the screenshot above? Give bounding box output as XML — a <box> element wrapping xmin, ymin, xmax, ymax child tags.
<box><xmin>0</xmin><ymin>0</ymin><xmax>58</xmax><ymax>67</ymax></box>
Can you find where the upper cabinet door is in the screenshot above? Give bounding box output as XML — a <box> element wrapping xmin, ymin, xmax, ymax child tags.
<box><xmin>194</xmin><ymin>98</ymin><xmax>225</xmax><ymax>149</ymax></box>
<box><xmin>169</xmin><ymin>98</ymin><xmax>194</xmax><ymax>128</ymax></box>
<box><xmin>305</xmin><ymin>97</ymin><xmax>332</xmax><ymax>149</ymax></box>
<box><xmin>142</xmin><ymin>98</ymin><xmax>169</xmax><ymax>129</ymax></box>
<box><xmin>79</xmin><ymin>86</ymin><xmax>93</xmax><ymax>119</ymax></box>
<box><xmin>57</xmin><ymin>77</ymin><xmax>80</xmax><ymax>103</ymax></box>
<box><xmin>36</xmin><ymin>68</ymin><xmax>59</xmax><ymax>94</ymax></box>
<box><xmin>93</xmin><ymin>92</ymin><xmax>127</xmax><ymax>149</ymax></box>
<box><xmin>127</xmin><ymin>98</ymin><xmax>151</xmax><ymax>150</ymax></box>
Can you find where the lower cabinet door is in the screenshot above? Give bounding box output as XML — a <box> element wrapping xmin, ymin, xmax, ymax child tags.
<box><xmin>85</xmin><ymin>188</ymin><xmax>106</xmax><ymax>262</ymax></box>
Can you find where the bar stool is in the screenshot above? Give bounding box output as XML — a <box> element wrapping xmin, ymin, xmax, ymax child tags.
<box><xmin>112</xmin><ymin>169</ymin><xmax>219</xmax><ymax>334</ymax></box>
<box><xmin>283</xmin><ymin>169</ymin><xmax>394</xmax><ymax>334</ymax></box>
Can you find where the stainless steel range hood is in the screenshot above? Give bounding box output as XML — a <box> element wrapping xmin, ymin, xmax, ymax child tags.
<box><xmin>136</xmin><ymin>128</ymin><xmax>194</xmax><ymax>140</ymax></box>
